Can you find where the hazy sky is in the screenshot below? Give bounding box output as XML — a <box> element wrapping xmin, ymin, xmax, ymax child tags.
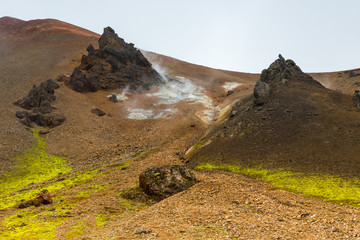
<box><xmin>1</xmin><ymin>0</ymin><xmax>359</xmax><ymax>73</ymax></box>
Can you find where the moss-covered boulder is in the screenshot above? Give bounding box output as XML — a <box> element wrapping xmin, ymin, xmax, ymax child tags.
<box><xmin>139</xmin><ymin>165</ymin><xmax>196</xmax><ymax>200</ymax></box>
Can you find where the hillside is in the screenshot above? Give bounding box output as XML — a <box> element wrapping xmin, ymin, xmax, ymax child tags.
<box><xmin>189</xmin><ymin>55</ymin><xmax>360</xmax><ymax>178</ymax></box>
<box><xmin>1</xmin><ymin>17</ymin><xmax>360</xmax><ymax>239</ymax></box>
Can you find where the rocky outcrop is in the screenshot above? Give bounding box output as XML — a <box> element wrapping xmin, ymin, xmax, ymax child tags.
<box><xmin>254</xmin><ymin>54</ymin><xmax>322</xmax><ymax>105</ymax></box>
<box><xmin>139</xmin><ymin>165</ymin><xmax>196</xmax><ymax>200</ymax></box>
<box><xmin>66</xmin><ymin>27</ymin><xmax>164</xmax><ymax>93</ymax></box>
<box><xmin>14</xmin><ymin>79</ymin><xmax>65</xmax><ymax>127</ymax></box>
<box><xmin>353</xmin><ymin>90</ymin><xmax>360</xmax><ymax>109</ymax></box>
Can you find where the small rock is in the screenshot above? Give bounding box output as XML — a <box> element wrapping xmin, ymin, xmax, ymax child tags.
<box><xmin>18</xmin><ymin>200</ymin><xmax>34</xmax><ymax>209</ymax></box>
<box><xmin>108</xmin><ymin>94</ymin><xmax>118</xmax><ymax>103</ymax></box>
<box><xmin>17</xmin><ymin>190</ymin><xmax>53</xmax><ymax>208</ymax></box>
<box><xmin>91</xmin><ymin>108</ymin><xmax>106</xmax><ymax>116</ymax></box>
<box><xmin>226</xmin><ymin>90</ymin><xmax>234</xmax><ymax>96</ymax></box>
<box><xmin>300</xmin><ymin>213</ymin><xmax>310</xmax><ymax>218</ymax></box>
<box><xmin>34</xmin><ymin>190</ymin><xmax>53</xmax><ymax>207</ymax></box>
<box><xmin>39</xmin><ymin>129</ymin><xmax>50</xmax><ymax>135</ymax></box>
<box><xmin>229</xmin><ymin>110</ymin><xmax>237</xmax><ymax>119</ymax></box>
<box><xmin>135</xmin><ymin>229</ymin><xmax>152</xmax><ymax>234</ymax></box>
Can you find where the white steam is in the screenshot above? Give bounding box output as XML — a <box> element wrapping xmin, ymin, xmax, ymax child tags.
<box><xmin>223</xmin><ymin>82</ymin><xmax>242</xmax><ymax>92</ymax></box>
<box><xmin>128</xmin><ymin>108</ymin><xmax>175</xmax><ymax>120</ymax></box>
<box><xmin>121</xmin><ymin>65</ymin><xmax>215</xmax><ymax>123</ymax></box>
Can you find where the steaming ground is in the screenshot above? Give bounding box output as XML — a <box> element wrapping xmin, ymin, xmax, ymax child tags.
<box><xmin>223</xmin><ymin>82</ymin><xmax>243</xmax><ymax>91</ymax></box>
<box><xmin>110</xmin><ymin>73</ymin><xmax>216</xmax><ymax>123</ymax></box>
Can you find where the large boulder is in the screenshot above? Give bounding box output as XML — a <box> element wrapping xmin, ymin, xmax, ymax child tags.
<box><xmin>253</xmin><ymin>80</ymin><xmax>270</xmax><ymax>105</ymax></box>
<box><xmin>139</xmin><ymin>165</ymin><xmax>197</xmax><ymax>200</ymax></box>
<box><xmin>66</xmin><ymin>26</ymin><xmax>164</xmax><ymax>93</ymax></box>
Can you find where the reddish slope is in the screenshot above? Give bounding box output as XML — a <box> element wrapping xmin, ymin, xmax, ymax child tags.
<box><xmin>0</xmin><ymin>17</ymin><xmax>99</xmax><ymax>170</ymax></box>
<box><xmin>310</xmin><ymin>69</ymin><xmax>360</xmax><ymax>95</ymax></box>
<box><xmin>0</xmin><ymin>16</ymin><xmax>98</xmax><ymax>38</ymax></box>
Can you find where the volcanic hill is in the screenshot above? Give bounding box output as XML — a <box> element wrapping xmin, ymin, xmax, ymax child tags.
<box><xmin>1</xmin><ymin>17</ymin><xmax>360</xmax><ymax>239</ymax></box>
<box><xmin>189</xmin><ymin>55</ymin><xmax>360</xmax><ymax>177</ymax></box>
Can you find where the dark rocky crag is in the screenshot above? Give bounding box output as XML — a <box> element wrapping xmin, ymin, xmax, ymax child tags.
<box><xmin>14</xmin><ymin>79</ymin><xmax>65</xmax><ymax>128</ymax></box>
<box><xmin>254</xmin><ymin>54</ymin><xmax>323</xmax><ymax>105</ymax></box>
<box><xmin>66</xmin><ymin>27</ymin><xmax>164</xmax><ymax>93</ymax></box>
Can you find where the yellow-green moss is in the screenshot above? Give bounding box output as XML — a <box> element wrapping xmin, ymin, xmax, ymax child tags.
<box><xmin>0</xmin><ymin>204</ymin><xmax>71</xmax><ymax>240</ymax></box>
<box><xmin>64</xmin><ymin>222</ymin><xmax>87</xmax><ymax>239</ymax></box>
<box><xmin>95</xmin><ymin>214</ymin><xmax>110</xmax><ymax>228</ymax></box>
<box><xmin>0</xmin><ymin>128</ymin><xmax>72</xmax><ymax>209</ymax></box>
<box><xmin>195</xmin><ymin>163</ymin><xmax>360</xmax><ymax>206</ymax></box>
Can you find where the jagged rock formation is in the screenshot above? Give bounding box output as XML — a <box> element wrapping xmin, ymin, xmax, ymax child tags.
<box><xmin>254</xmin><ymin>54</ymin><xmax>323</xmax><ymax>105</ymax></box>
<box><xmin>14</xmin><ymin>79</ymin><xmax>65</xmax><ymax>128</ymax></box>
<box><xmin>139</xmin><ymin>165</ymin><xmax>197</xmax><ymax>200</ymax></box>
<box><xmin>66</xmin><ymin>27</ymin><xmax>164</xmax><ymax>93</ymax></box>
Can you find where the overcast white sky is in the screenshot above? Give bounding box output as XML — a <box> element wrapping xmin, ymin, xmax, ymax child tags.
<box><xmin>1</xmin><ymin>0</ymin><xmax>359</xmax><ymax>73</ymax></box>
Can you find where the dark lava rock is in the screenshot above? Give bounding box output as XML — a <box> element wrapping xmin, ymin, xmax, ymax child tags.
<box><xmin>34</xmin><ymin>190</ymin><xmax>53</xmax><ymax>207</ymax></box>
<box><xmin>91</xmin><ymin>108</ymin><xmax>106</xmax><ymax>116</ymax></box>
<box><xmin>139</xmin><ymin>165</ymin><xmax>196</xmax><ymax>200</ymax></box>
<box><xmin>68</xmin><ymin>67</ymin><xmax>99</xmax><ymax>92</ymax></box>
<box><xmin>353</xmin><ymin>90</ymin><xmax>360</xmax><ymax>109</ymax></box>
<box><xmin>14</xmin><ymin>79</ymin><xmax>65</xmax><ymax>128</ymax></box>
<box><xmin>253</xmin><ymin>54</ymin><xmax>322</xmax><ymax>105</ymax></box>
<box><xmin>14</xmin><ymin>79</ymin><xmax>59</xmax><ymax>113</ymax></box>
<box><xmin>66</xmin><ymin>26</ymin><xmax>164</xmax><ymax>93</ymax></box>
<box><xmin>16</xmin><ymin>111</ymin><xmax>66</xmax><ymax>128</ymax></box>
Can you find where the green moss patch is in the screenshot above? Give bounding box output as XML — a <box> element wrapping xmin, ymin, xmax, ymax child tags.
<box><xmin>0</xmin><ymin>129</ymin><xmax>71</xmax><ymax>209</ymax></box>
<box><xmin>0</xmin><ymin>203</ymin><xmax>72</xmax><ymax>240</ymax></box>
<box><xmin>195</xmin><ymin>163</ymin><xmax>360</xmax><ymax>206</ymax></box>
